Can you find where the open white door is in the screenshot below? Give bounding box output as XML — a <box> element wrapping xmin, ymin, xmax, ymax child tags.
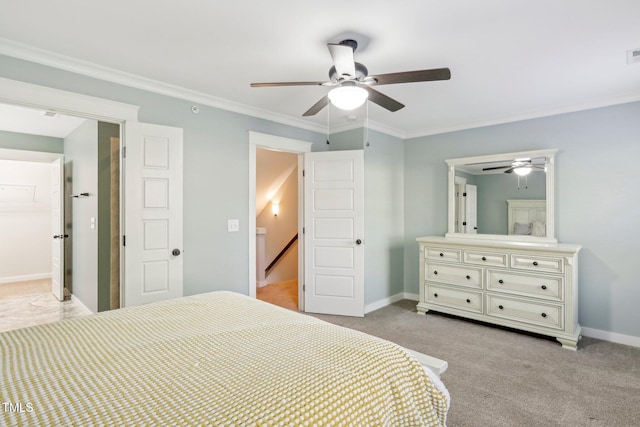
<box><xmin>123</xmin><ymin>122</ymin><xmax>183</xmax><ymax>307</ymax></box>
<box><xmin>51</xmin><ymin>157</ymin><xmax>65</xmax><ymax>301</ymax></box>
<box><xmin>304</xmin><ymin>150</ymin><xmax>364</xmax><ymax>317</ymax></box>
<box><xmin>465</xmin><ymin>184</ymin><xmax>478</xmax><ymax>234</ymax></box>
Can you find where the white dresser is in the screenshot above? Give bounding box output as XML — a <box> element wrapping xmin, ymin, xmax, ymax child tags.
<box><xmin>417</xmin><ymin>236</ymin><xmax>581</xmax><ymax>350</ymax></box>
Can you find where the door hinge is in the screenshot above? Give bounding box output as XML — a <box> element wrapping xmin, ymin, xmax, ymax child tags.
<box><xmin>122</xmin><ymin>146</ymin><xmax>126</xmax><ymax>158</ymax></box>
<box><xmin>303</xmin><ymin>284</ymin><xmax>305</xmax><ymax>292</ymax></box>
<box><xmin>302</xmin><ymin>227</ymin><xmax>305</xmax><ymax>234</ymax></box>
<box><xmin>123</xmin><ymin>235</ymin><xmax>126</xmax><ymax>247</ymax></box>
<box><xmin>302</xmin><ymin>169</ymin><xmax>305</xmax><ymax>177</ymax></box>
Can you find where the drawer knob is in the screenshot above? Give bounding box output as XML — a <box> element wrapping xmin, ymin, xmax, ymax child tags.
<box><xmin>498</xmin><ymin>305</ymin><xmax>504</xmax><ymax>310</ymax></box>
<box><xmin>434</xmin><ymin>270</ymin><xmax>438</xmax><ymax>275</ymax></box>
<box><xmin>439</xmin><ymin>252</ymin><xmax>444</xmax><ymax>257</ymax></box>
<box><xmin>533</xmin><ymin>261</ymin><xmax>539</xmax><ymax>266</ymax></box>
<box><xmin>482</xmin><ymin>256</ymin><xmax>487</xmax><ymax>261</ymax></box>
<box><xmin>498</xmin><ymin>279</ymin><xmax>504</xmax><ymax>284</ymax></box>
<box><xmin>541</xmin><ymin>285</ymin><xmax>547</xmax><ymax>290</ymax></box>
<box><xmin>541</xmin><ymin>312</ymin><xmax>547</xmax><ymax>318</ymax></box>
<box><xmin>434</xmin><ymin>293</ymin><xmax>438</xmax><ymax>298</ymax></box>
<box><xmin>466</xmin><ymin>298</ymin><xmax>471</xmax><ymax>303</ymax></box>
<box><xmin>466</xmin><ymin>275</ymin><xmax>471</xmax><ymax>280</ymax></box>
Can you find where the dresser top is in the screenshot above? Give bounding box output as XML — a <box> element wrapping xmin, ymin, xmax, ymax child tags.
<box><xmin>416</xmin><ymin>235</ymin><xmax>581</xmax><ymax>254</ymax></box>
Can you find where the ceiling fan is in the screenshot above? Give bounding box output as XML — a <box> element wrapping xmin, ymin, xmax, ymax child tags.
<box><xmin>250</xmin><ymin>39</ymin><xmax>451</xmax><ymax>116</ymax></box>
<box><xmin>482</xmin><ymin>159</ymin><xmax>546</xmax><ymax>176</ymax></box>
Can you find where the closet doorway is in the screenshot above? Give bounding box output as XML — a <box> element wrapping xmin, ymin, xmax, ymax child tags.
<box><xmin>0</xmin><ymin>102</ymin><xmax>121</xmax><ymax>332</ymax></box>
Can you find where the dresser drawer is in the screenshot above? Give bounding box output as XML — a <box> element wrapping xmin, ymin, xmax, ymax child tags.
<box><xmin>424</xmin><ymin>247</ymin><xmax>461</xmax><ymax>263</ymax></box>
<box><xmin>464</xmin><ymin>250</ymin><xmax>508</xmax><ymax>267</ymax></box>
<box><xmin>486</xmin><ymin>294</ymin><xmax>563</xmax><ymax>330</ymax></box>
<box><xmin>487</xmin><ymin>270</ymin><xmax>563</xmax><ymax>301</ymax></box>
<box><xmin>426</xmin><ymin>284</ymin><xmax>483</xmax><ymax>313</ymax></box>
<box><xmin>511</xmin><ymin>254</ymin><xmax>564</xmax><ymax>273</ymax></box>
<box><xmin>426</xmin><ymin>263</ymin><xmax>482</xmax><ymax>288</ymax></box>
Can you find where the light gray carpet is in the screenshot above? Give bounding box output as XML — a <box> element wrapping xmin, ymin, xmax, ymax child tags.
<box><xmin>312</xmin><ymin>300</ymin><xmax>640</xmax><ymax>427</ymax></box>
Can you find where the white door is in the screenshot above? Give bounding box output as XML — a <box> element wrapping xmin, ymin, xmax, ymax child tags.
<box><xmin>123</xmin><ymin>122</ymin><xmax>183</xmax><ymax>307</ymax></box>
<box><xmin>51</xmin><ymin>157</ymin><xmax>65</xmax><ymax>301</ymax></box>
<box><xmin>304</xmin><ymin>150</ymin><xmax>364</xmax><ymax>317</ymax></box>
<box><xmin>466</xmin><ymin>184</ymin><xmax>478</xmax><ymax>234</ymax></box>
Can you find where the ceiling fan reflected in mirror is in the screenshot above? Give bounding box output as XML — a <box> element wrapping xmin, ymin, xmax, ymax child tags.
<box><xmin>250</xmin><ymin>39</ymin><xmax>451</xmax><ymax>116</ymax></box>
<box><xmin>482</xmin><ymin>158</ymin><xmax>547</xmax><ymax>176</ymax></box>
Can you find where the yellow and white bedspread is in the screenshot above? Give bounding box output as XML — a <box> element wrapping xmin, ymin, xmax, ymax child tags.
<box><xmin>1</xmin><ymin>291</ymin><xmax>448</xmax><ymax>426</ymax></box>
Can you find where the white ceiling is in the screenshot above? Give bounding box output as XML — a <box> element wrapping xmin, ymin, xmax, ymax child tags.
<box><xmin>0</xmin><ymin>102</ymin><xmax>86</xmax><ymax>138</ymax></box>
<box><xmin>0</xmin><ymin>1</ymin><xmax>639</xmax><ymax>138</ymax></box>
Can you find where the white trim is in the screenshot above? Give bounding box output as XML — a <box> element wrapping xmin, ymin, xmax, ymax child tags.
<box><xmin>0</xmin><ymin>273</ymin><xmax>52</xmax><ymax>285</ymax></box>
<box><xmin>70</xmin><ymin>294</ymin><xmax>93</xmax><ymax>315</ymax></box>
<box><xmin>582</xmin><ymin>327</ymin><xmax>640</xmax><ymax>349</ymax></box>
<box><xmin>248</xmin><ymin>132</ymin><xmax>312</xmax><ymax>305</ymax></box>
<box><xmin>0</xmin><ymin>77</ymin><xmax>139</xmax><ymax>122</ymax></box>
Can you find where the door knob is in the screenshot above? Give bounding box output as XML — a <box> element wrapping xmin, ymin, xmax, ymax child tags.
<box><xmin>53</xmin><ymin>234</ymin><xmax>69</xmax><ymax>239</ymax></box>
<box><xmin>172</xmin><ymin>249</ymin><xmax>181</xmax><ymax>256</ymax></box>
<box><xmin>355</xmin><ymin>239</ymin><xmax>362</xmax><ymax>245</ymax></box>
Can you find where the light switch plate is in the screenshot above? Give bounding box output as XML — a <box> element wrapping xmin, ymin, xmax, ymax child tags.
<box><xmin>228</xmin><ymin>219</ymin><xmax>239</xmax><ymax>232</ymax></box>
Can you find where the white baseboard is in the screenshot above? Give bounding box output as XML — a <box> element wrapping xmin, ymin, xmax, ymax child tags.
<box><xmin>582</xmin><ymin>327</ymin><xmax>640</xmax><ymax>349</ymax></box>
<box><xmin>0</xmin><ymin>273</ymin><xmax>51</xmax><ymax>285</ymax></box>
<box><xmin>367</xmin><ymin>293</ymin><xmax>640</xmax><ymax>349</ymax></box>
<box><xmin>70</xmin><ymin>295</ymin><xmax>93</xmax><ymax>316</ymax></box>
<box><xmin>365</xmin><ymin>292</ymin><xmax>419</xmax><ymax>314</ymax></box>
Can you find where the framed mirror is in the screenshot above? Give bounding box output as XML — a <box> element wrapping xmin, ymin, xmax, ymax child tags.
<box><xmin>445</xmin><ymin>149</ymin><xmax>558</xmax><ymax>243</ymax></box>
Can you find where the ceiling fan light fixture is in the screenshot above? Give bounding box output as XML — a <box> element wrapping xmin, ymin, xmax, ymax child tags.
<box><xmin>328</xmin><ymin>85</ymin><xmax>368</xmax><ymax>110</ymax></box>
<box><xmin>514</xmin><ymin>166</ymin><xmax>533</xmax><ymax>176</ymax></box>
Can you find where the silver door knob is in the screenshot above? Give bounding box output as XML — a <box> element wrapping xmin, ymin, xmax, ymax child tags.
<box><xmin>172</xmin><ymin>249</ymin><xmax>181</xmax><ymax>256</ymax></box>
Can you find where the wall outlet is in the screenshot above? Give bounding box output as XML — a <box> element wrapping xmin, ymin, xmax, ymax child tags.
<box><xmin>228</xmin><ymin>219</ymin><xmax>239</xmax><ymax>232</ymax></box>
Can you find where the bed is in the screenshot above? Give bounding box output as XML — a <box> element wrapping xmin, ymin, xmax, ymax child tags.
<box><xmin>507</xmin><ymin>199</ymin><xmax>546</xmax><ymax>236</ymax></box>
<box><xmin>1</xmin><ymin>291</ymin><xmax>449</xmax><ymax>426</ymax></box>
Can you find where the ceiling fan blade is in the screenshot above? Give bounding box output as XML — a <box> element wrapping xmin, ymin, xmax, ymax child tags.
<box><xmin>482</xmin><ymin>165</ymin><xmax>510</xmax><ymax>171</ymax></box>
<box><xmin>302</xmin><ymin>95</ymin><xmax>329</xmax><ymax>117</ymax></box>
<box><xmin>251</xmin><ymin>81</ymin><xmax>325</xmax><ymax>87</ymax></box>
<box><xmin>328</xmin><ymin>43</ymin><xmax>356</xmax><ymax>78</ymax></box>
<box><xmin>369</xmin><ymin>68</ymin><xmax>451</xmax><ymax>85</ymax></box>
<box><xmin>363</xmin><ymin>87</ymin><xmax>405</xmax><ymax>112</ymax></box>
<box><xmin>504</xmin><ymin>167</ymin><xmax>515</xmax><ymax>174</ymax></box>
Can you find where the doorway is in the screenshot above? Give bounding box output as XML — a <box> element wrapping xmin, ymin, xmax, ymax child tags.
<box><xmin>248</xmin><ymin>132</ymin><xmax>311</xmax><ymax>311</ymax></box>
<box><xmin>255</xmin><ymin>147</ymin><xmax>300</xmax><ymax>310</ymax></box>
<box><xmin>0</xmin><ymin>100</ymin><xmax>121</xmax><ymax>321</ymax></box>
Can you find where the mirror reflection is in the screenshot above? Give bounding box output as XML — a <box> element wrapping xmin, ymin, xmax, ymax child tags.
<box><xmin>446</xmin><ymin>149</ymin><xmax>557</xmax><ymax>242</ymax></box>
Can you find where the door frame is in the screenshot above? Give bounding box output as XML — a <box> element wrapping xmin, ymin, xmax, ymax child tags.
<box><xmin>248</xmin><ymin>131</ymin><xmax>312</xmax><ymax>310</ymax></box>
<box><xmin>0</xmin><ymin>77</ymin><xmax>139</xmax><ymax>307</ymax></box>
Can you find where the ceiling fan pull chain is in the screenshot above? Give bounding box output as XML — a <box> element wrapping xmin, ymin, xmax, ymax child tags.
<box><xmin>365</xmin><ymin>101</ymin><xmax>370</xmax><ymax>147</ymax></box>
<box><xmin>326</xmin><ymin>102</ymin><xmax>331</xmax><ymax>144</ymax></box>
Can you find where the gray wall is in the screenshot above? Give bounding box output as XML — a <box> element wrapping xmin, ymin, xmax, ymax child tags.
<box><xmin>475</xmin><ymin>171</ymin><xmax>545</xmax><ymax>234</ymax></box>
<box><xmin>64</xmin><ymin>120</ymin><xmax>99</xmax><ymax>312</ymax></box>
<box><xmin>404</xmin><ymin>101</ymin><xmax>640</xmax><ymax>338</ymax></box>
<box><xmin>0</xmin><ymin>129</ymin><xmax>63</xmax><ymax>153</ymax></box>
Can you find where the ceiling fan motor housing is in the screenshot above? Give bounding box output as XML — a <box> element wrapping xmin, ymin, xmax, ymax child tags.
<box><xmin>329</xmin><ymin>62</ymin><xmax>369</xmax><ymax>82</ymax></box>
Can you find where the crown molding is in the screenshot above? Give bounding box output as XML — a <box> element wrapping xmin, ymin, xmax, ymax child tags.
<box><xmin>0</xmin><ymin>38</ymin><xmax>327</xmax><ymax>134</ymax></box>
<box><xmin>406</xmin><ymin>91</ymin><xmax>640</xmax><ymax>139</ymax></box>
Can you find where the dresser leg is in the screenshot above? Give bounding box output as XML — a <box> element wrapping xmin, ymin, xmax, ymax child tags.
<box><xmin>416</xmin><ymin>305</ymin><xmax>428</xmax><ymax>315</ymax></box>
<box><xmin>557</xmin><ymin>336</ymin><xmax>580</xmax><ymax>351</ymax></box>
